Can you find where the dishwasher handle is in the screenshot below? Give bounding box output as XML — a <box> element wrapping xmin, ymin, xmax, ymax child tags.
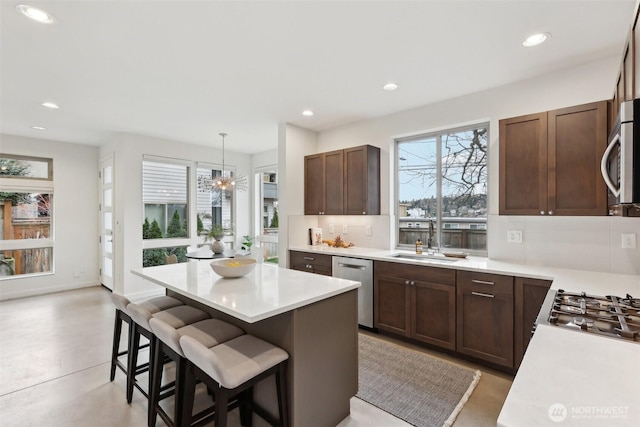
<box><xmin>337</xmin><ymin>263</ymin><xmax>366</xmax><ymax>270</ymax></box>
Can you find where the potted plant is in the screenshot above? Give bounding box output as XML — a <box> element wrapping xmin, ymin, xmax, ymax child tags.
<box><xmin>241</xmin><ymin>235</ymin><xmax>253</xmax><ymax>253</ymax></box>
<box><xmin>204</xmin><ymin>224</ymin><xmax>226</xmax><ymax>254</ymax></box>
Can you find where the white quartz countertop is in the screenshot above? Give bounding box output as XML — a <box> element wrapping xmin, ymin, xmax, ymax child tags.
<box><xmin>289</xmin><ymin>245</ymin><xmax>640</xmax><ymax>295</ymax></box>
<box><xmin>497</xmin><ymin>324</ymin><xmax>640</xmax><ymax>426</ymax></box>
<box><xmin>132</xmin><ymin>261</ymin><xmax>360</xmax><ymax>323</ymax></box>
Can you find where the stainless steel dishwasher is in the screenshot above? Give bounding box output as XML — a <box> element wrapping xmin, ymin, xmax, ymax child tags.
<box><xmin>332</xmin><ymin>256</ymin><xmax>374</xmax><ymax>328</ymax></box>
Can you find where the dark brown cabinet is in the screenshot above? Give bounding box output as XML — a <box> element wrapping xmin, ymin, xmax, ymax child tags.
<box><xmin>304</xmin><ymin>150</ymin><xmax>344</xmax><ymax>215</ymax></box>
<box><xmin>304</xmin><ymin>145</ymin><xmax>380</xmax><ymax>215</ymax></box>
<box><xmin>375</xmin><ymin>261</ymin><xmax>456</xmax><ymax>350</ymax></box>
<box><xmin>499</xmin><ymin>101</ymin><xmax>608</xmax><ymax>216</ymax></box>
<box><xmin>514</xmin><ymin>277</ymin><xmax>551</xmax><ymax>369</ymax></box>
<box><xmin>289</xmin><ymin>251</ymin><xmax>332</xmax><ymax>276</ymax></box>
<box><xmin>456</xmin><ymin>271</ymin><xmax>514</xmax><ymax>368</ymax></box>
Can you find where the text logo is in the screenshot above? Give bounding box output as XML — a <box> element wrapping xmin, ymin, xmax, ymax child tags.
<box><xmin>548</xmin><ymin>403</ymin><xmax>567</xmax><ymax>422</ymax></box>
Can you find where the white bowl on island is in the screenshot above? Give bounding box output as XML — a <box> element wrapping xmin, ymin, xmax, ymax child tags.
<box><xmin>210</xmin><ymin>258</ymin><xmax>257</xmax><ymax>278</ymax></box>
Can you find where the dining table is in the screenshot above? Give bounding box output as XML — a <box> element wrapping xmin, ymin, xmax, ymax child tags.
<box><xmin>132</xmin><ymin>261</ymin><xmax>361</xmax><ymax>427</ymax></box>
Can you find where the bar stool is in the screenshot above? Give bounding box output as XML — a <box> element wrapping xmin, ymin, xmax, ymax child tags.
<box><xmin>179</xmin><ymin>334</ymin><xmax>290</xmax><ymax>427</ymax></box>
<box><xmin>148</xmin><ymin>317</ymin><xmax>245</xmax><ymax>427</ymax></box>
<box><xmin>127</xmin><ymin>303</ymin><xmax>210</xmax><ymax>406</ymax></box>
<box><xmin>109</xmin><ymin>294</ymin><xmax>183</xmax><ymax>386</ymax></box>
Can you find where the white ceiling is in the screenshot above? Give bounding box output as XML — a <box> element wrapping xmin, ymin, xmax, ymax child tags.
<box><xmin>0</xmin><ymin>0</ymin><xmax>635</xmax><ymax>153</ymax></box>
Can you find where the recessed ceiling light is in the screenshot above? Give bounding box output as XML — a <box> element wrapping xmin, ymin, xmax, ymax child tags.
<box><xmin>302</xmin><ymin>110</ymin><xmax>314</xmax><ymax>117</ymax></box>
<box><xmin>31</xmin><ymin>125</ymin><xmax>46</xmax><ymax>130</ymax></box>
<box><xmin>41</xmin><ymin>102</ymin><xmax>59</xmax><ymax>109</ymax></box>
<box><xmin>383</xmin><ymin>83</ymin><xmax>399</xmax><ymax>91</ymax></box>
<box><xmin>522</xmin><ymin>32</ymin><xmax>551</xmax><ymax>47</ymax></box>
<box><xmin>16</xmin><ymin>4</ymin><xmax>55</xmax><ymax>24</ymax></box>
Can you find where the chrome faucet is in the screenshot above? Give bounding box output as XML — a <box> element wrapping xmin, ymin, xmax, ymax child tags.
<box><xmin>427</xmin><ymin>219</ymin><xmax>435</xmax><ymax>250</ymax></box>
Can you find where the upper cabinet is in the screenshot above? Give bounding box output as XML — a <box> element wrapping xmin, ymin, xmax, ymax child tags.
<box><xmin>304</xmin><ymin>145</ymin><xmax>380</xmax><ymax>215</ymax></box>
<box><xmin>499</xmin><ymin>101</ymin><xmax>608</xmax><ymax>216</ymax></box>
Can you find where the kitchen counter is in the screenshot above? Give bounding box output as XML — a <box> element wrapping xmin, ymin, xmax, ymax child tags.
<box><xmin>289</xmin><ymin>245</ymin><xmax>640</xmax><ymax>295</ymax></box>
<box><xmin>132</xmin><ymin>261</ymin><xmax>361</xmax><ymax>426</ymax></box>
<box><xmin>290</xmin><ymin>245</ymin><xmax>640</xmax><ymax>426</ymax></box>
<box><xmin>132</xmin><ymin>260</ymin><xmax>360</xmax><ymax>323</ymax></box>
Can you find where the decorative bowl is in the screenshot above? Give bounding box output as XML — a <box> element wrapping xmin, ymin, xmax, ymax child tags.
<box><xmin>210</xmin><ymin>258</ymin><xmax>257</xmax><ymax>278</ymax></box>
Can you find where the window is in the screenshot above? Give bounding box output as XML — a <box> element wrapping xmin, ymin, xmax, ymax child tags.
<box><xmin>0</xmin><ymin>155</ymin><xmax>54</xmax><ymax>278</ymax></box>
<box><xmin>396</xmin><ymin>124</ymin><xmax>488</xmax><ymax>253</ymax></box>
<box><xmin>255</xmin><ymin>168</ymin><xmax>279</xmax><ymax>264</ymax></box>
<box><xmin>196</xmin><ymin>166</ymin><xmax>235</xmax><ymax>233</ymax></box>
<box><xmin>142</xmin><ymin>160</ymin><xmax>189</xmax><ymax>266</ymax></box>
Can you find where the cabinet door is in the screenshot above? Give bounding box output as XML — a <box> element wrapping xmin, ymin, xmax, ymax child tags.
<box><xmin>304</xmin><ymin>154</ymin><xmax>325</xmax><ymax>215</ymax></box>
<box><xmin>343</xmin><ymin>145</ymin><xmax>380</xmax><ymax>215</ymax></box>
<box><xmin>499</xmin><ymin>113</ymin><xmax>548</xmax><ymax>215</ymax></box>
<box><xmin>324</xmin><ymin>150</ymin><xmax>344</xmax><ymax>215</ymax></box>
<box><xmin>547</xmin><ymin>101</ymin><xmax>608</xmax><ymax>216</ymax></box>
<box><xmin>456</xmin><ymin>272</ymin><xmax>514</xmax><ymax>368</ymax></box>
<box><xmin>514</xmin><ymin>277</ymin><xmax>551</xmax><ymax>369</ymax></box>
<box><xmin>412</xmin><ymin>281</ymin><xmax>456</xmax><ymax>350</ymax></box>
<box><xmin>375</xmin><ymin>274</ymin><xmax>410</xmax><ymax>336</ymax></box>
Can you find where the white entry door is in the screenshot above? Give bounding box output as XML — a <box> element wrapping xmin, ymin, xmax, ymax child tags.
<box><xmin>99</xmin><ymin>157</ymin><xmax>114</xmax><ymax>290</ymax></box>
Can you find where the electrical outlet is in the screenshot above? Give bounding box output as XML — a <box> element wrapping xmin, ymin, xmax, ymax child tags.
<box><xmin>342</xmin><ymin>224</ymin><xmax>348</xmax><ymax>234</ymax></box>
<box><xmin>329</xmin><ymin>224</ymin><xmax>334</xmax><ymax>233</ymax></box>
<box><xmin>366</xmin><ymin>225</ymin><xmax>372</xmax><ymax>236</ymax></box>
<box><xmin>621</xmin><ymin>233</ymin><xmax>637</xmax><ymax>249</ymax></box>
<box><xmin>507</xmin><ymin>230</ymin><xmax>522</xmax><ymax>244</ymax></box>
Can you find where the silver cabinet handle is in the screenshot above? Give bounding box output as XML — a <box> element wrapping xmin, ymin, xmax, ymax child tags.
<box><xmin>405</xmin><ymin>280</ymin><xmax>410</xmax><ymax>285</ymax></box>
<box><xmin>548</xmin><ymin>210</ymin><xmax>554</xmax><ymax>215</ymax></box>
<box><xmin>471</xmin><ymin>279</ymin><xmax>495</xmax><ymax>286</ymax></box>
<box><xmin>303</xmin><ymin>256</ymin><xmax>315</xmax><ymax>260</ymax></box>
<box><xmin>540</xmin><ymin>210</ymin><xmax>545</xmax><ymax>215</ymax></box>
<box><xmin>472</xmin><ymin>291</ymin><xmax>495</xmax><ymax>298</ymax></box>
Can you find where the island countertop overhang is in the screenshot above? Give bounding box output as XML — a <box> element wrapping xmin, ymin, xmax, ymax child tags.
<box><xmin>132</xmin><ymin>261</ymin><xmax>360</xmax><ymax>323</ymax></box>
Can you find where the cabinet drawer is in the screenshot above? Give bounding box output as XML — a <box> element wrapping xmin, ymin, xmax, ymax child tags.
<box><xmin>457</xmin><ymin>270</ymin><xmax>513</xmax><ymax>295</ymax></box>
<box><xmin>290</xmin><ymin>251</ymin><xmax>333</xmax><ymax>276</ymax></box>
<box><xmin>375</xmin><ymin>261</ymin><xmax>455</xmax><ymax>286</ymax></box>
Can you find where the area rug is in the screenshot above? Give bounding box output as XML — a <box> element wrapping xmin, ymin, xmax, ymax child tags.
<box><xmin>357</xmin><ymin>333</ymin><xmax>481</xmax><ymax>427</ymax></box>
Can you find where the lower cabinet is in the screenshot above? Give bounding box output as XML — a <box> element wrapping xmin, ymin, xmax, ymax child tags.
<box><xmin>456</xmin><ymin>271</ymin><xmax>514</xmax><ymax>368</ymax></box>
<box><xmin>514</xmin><ymin>277</ymin><xmax>552</xmax><ymax>369</ymax></box>
<box><xmin>289</xmin><ymin>251</ymin><xmax>332</xmax><ymax>276</ymax></box>
<box><xmin>375</xmin><ymin>261</ymin><xmax>456</xmax><ymax>350</ymax></box>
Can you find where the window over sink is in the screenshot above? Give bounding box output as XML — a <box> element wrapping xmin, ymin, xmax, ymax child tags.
<box><xmin>395</xmin><ymin>123</ymin><xmax>488</xmax><ymax>254</ymax></box>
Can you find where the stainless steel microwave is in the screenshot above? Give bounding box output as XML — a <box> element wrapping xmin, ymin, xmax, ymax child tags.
<box><xmin>601</xmin><ymin>98</ymin><xmax>640</xmax><ymax>206</ymax></box>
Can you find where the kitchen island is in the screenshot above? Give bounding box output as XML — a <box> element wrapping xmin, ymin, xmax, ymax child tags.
<box><xmin>132</xmin><ymin>261</ymin><xmax>360</xmax><ymax>427</ymax></box>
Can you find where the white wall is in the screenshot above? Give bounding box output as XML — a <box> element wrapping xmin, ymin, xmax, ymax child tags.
<box><xmin>278</xmin><ymin>124</ymin><xmax>319</xmax><ymax>266</ymax></box>
<box><xmin>0</xmin><ymin>134</ymin><xmax>99</xmax><ymax>300</ymax></box>
<box><xmin>293</xmin><ymin>56</ymin><xmax>640</xmax><ymax>275</ymax></box>
<box><xmin>102</xmin><ymin>133</ymin><xmax>252</xmax><ymax>299</ymax></box>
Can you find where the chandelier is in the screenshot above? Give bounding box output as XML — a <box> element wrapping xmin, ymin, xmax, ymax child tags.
<box><xmin>198</xmin><ymin>132</ymin><xmax>248</xmax><ymax>192</ymax></box>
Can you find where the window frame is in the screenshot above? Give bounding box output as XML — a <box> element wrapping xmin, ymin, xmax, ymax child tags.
<box><xmin>394</xmin><ymin>122</ymin><xmax>489</xmax><ymax>255</ymax></box>
<box><xmin>0</xmin><ymin>154</ymin><xmax>54</xmax><ymax>279</ymax></box>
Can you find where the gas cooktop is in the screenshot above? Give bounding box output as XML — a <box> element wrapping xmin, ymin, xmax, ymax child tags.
<box><xmin>547</xmin><ymin>290</ymin><xmax>640</xmax><ymax>343</ymax></box>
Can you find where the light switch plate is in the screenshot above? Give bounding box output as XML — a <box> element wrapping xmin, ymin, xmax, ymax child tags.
<box><xmin>366</xmin><ymin>225</ymin><xmax>372</xmax><ymax>236</ymax></box>
<box><xmin>621</xmin><ymin>233</ymin><xmax>637</xmax><ymax>249</ymax></box>
<box><xmin>329</xmin><ymin>224</ymin><xmax>334</xmax><ymax>233</ymax></box>
<box><xmin>507</xmin><ymin>230</ymin><xmax>523</xmax><ymax>244</ymax></box>
<box><xmin>342</xmin><ymin>224</ymin><xmax>348</xmax><ymax>234</ymax></box>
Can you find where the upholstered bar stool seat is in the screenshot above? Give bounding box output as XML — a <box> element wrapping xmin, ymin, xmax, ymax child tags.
<box><xmin>109</xmin><ymin>294</ymin><xmax>183</xmax><ymax>385</ymax></box>
<box><xmin>125</xmin><ymin>303</ymin><xmax>210</xmax><ymax>404</ymax></box>
<box><xmin>148</xmin><ymin>318</ymin><xmax>245</xmax><ymax>427</ymax></box>
<box><xmin>180</xmin><ymin>334</ymin><xmax>290</xmax><ymax>427</ymax></box>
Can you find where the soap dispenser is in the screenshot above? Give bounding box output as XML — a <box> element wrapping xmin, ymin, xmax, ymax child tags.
<box><xmin>415</xmin><ymin>239</ymin><xmax>423</xmax><ymax>254</ymax></box>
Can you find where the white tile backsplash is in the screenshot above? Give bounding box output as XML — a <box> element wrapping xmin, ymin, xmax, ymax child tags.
<box><xmin>489</xmin><ymin>215</ymin><xmax>639</xmax><ymax>275</ymax></box>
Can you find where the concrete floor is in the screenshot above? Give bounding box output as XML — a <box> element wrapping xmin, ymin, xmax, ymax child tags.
<box><xmin>0</xmin><ymin>287</ymin><xmax>513</xmax><ymax>426</ymax></box>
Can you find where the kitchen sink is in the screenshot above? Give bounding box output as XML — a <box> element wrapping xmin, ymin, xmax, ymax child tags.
<box><xmin>390</xmin><ymin>253</ymin><xmax>458</xmax><ymax>262</ymax></box>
